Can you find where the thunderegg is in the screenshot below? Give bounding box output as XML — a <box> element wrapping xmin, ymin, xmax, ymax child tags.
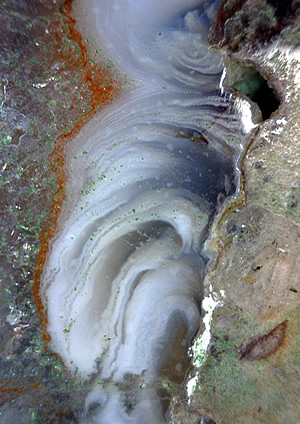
<box><xmin>41</xmin><ymin>0</ymin><xmax>257</xmax><ymax>422</ymax></box>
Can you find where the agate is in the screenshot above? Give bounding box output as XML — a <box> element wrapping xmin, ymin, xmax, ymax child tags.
<box><xmin>40</xmin><ymin>0</ymin><xmax>256</xmax><ymax>422</ymax></box>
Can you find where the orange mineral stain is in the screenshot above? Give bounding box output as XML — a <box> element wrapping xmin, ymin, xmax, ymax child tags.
<box><xmin>33</xmin><ymin>0</ymin><xmax>120</xmax><ymax>340</ymax></box>
<box><xmin>0</xmin><ymin>384</ymin><xmax>24</xmax><ymax>396</ymax></box>
<box><xmin>238</xmin><ymin>320</ymin><xmax>289</xmax><ymax>361</ymax></box>
<box><xmin>0</xmin><ymin>380</ymin><xmax>43</xmax><ymax>402</ymax></box>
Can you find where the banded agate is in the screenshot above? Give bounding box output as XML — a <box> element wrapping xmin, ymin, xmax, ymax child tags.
<box><xmin>41</xmin><ymin>0</ymin><xmax>256</xmax><ymax>422</ymax></box>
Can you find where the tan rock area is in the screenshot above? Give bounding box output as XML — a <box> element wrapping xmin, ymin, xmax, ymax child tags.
<box><xmin>185</xmin><ymin>7</ymin><xmax>300</xmax><ymax>423</ymax></box>
<box><xmin>212</xmin><ymin>205</ymin><xmax>299</xmax><ymax>319</ymax></box>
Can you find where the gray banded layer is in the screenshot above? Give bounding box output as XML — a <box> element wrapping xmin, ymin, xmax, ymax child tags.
<box><xmin>41</xmin><ymin>0</ymin><xmax>256</xmax><ymax>422</ymax></box>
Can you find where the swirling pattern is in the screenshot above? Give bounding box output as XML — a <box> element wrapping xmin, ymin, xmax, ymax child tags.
<box><xmin>41</xmin><ymin>0</ymin><xmax>256</xmax><ymax>422</ymax></box>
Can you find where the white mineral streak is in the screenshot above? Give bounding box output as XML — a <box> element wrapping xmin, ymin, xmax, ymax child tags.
<box><xmin>41</xmin><ymin>0</ymin><xmax>256</xmax><ymax>422</ymax></box>
<box><xmin>187</xmin><ymin>287</ymin><xmax>225</xmax><ymax>397</ymax></box>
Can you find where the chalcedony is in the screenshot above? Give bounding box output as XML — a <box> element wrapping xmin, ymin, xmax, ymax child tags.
<box><xmin>41</xmin><ymin>0</ymin><xmax>256</xmax><ymax>422</ymax></box>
